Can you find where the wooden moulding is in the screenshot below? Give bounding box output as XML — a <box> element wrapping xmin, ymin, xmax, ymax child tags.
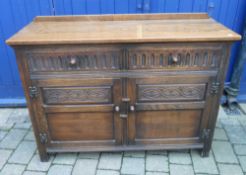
<box><xmin>34</xmin><ymin>13</ymin><xmax>210</xmax><ymax>22</ymax></box>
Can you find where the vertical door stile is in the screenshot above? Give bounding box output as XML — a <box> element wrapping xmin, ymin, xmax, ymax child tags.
<box><xmin>122</xmin><ymin>77</ymin><xmax>128</xmax><ymax>145</ymax></box>
<box><xmin>127</xmin><ymin>78</ymin><xmax>137</xmax><ymax>144</ymax></box>
<box><xmin>199</xmin><ymin>76</ymin><xmax>215</xmax><ymax>134</ymax></box>
<box><xmin>125</xmin><ymin>47</ymin><xmax>136</xmax><ymax>144</ymax></box>
<box><xmin>122</xmin><ymin>46</ymin><xmax>128</xmax><ymax>144</ymax></box>
<box><xmin>113</xmin><ymin>78</ymin><xmax>123</xmax><ymax>145</ymax></box>
<box><xmin>34</xmin><ymin>83</ymin><xmax>51</xmax><ymax>145</ymax></box>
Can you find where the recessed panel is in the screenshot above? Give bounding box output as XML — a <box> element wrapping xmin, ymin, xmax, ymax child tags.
<box><xmin>47</xmin><ymin>112</ymin><xmax>114</xmax><ymax>141</ymax></box>
<box><xmin>135</xmin><ymin>110</ymin><xmax>201</xmax><ymax>139</ymax></box>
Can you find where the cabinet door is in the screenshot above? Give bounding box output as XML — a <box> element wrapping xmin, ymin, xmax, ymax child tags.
<box><xmin>127</xmin><ymin>75</ymin><xmax>213</xmax><ymax>148</ymax></box>
<box><xmin>32</xmin><ymin>77</ymin><xmax>123</xmax><ymax>151</ymax></box>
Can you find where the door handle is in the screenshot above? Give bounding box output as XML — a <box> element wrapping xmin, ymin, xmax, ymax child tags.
<box><xmin>122</xmin><ymin>98</ymin><xmax>130</xmax><ymax>102</ymax></box>
<box><xmin>120</xmin><ymin>114</ymin><xmax>128</xmax><ymax>118</ymax></box>
<box><xmin>119</xmin><ymin>98</ymin><xmax>131</xmax><ymax>119</ymax></box>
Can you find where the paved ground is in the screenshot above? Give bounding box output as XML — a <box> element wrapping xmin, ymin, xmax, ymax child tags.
<box><xmin>0</xmin><ymin>105</ymin><xmax>246</xmax><ymax>175</ymax></box>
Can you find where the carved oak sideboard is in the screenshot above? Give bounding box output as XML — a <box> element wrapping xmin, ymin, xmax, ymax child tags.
<box><xmin>6</xmin><ymin>13</ymin><xmax>241</xmax><ymax>161</ymax></box>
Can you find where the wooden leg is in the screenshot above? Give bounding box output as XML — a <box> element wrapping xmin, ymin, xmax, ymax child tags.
<box><xmin>39</xmin><ymin>151</ymin><xmax>49</xmax><ymax>162</ymax></box>
<box><xmin>37</xmin><ymin>142</ymin><xmax>49</xmax><ymax>162</ymax></box>
<box><xmin>200</xmin><ymin>136</ymin><xmax>212</xmax><ymax>157</ymax></box>
<box><xmin>35</xmin><ymin>134</ymin><xmax>49</xmax><ymax>162</ymax></box>
<box><xmin>200</xmin><ymin>148</ymin><xmax>210</xmax><ymax>157</ymax></box>
<box><xmin>200</xmin><ymin>128</ymin><xmax>212</xmax><ymax>157</ymax></box>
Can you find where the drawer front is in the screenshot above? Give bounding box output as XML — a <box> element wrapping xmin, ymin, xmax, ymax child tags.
<box><xmin>25</xmin><ymin>43</ymin><xmax>225</xmax><ymax>74</ymax></box>
<box><xmin>127</xmin><ymin>43</ymin><xmax>224</xmax><ymax>71</ymax></box>
<box><xmin>26</xmin><ymin>46</ymin><xmax>122</xmax><ymax>73</ymax></box>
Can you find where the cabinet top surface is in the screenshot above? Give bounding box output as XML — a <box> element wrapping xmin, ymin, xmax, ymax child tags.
<box><xmin>6</xmin><ymin>13</ymin><xmax>241</xmax><ymax>46</ymax></box>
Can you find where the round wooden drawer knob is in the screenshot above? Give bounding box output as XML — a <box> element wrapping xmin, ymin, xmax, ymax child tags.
<box><xmin>70</xmin><ymin>58</ymin><xmax>77</xmax><ymax>66</ymax></box>
<box><xmin>172</xmin><ymin>56</ymin><xmax>178</xmax><ymax>63</ymax></box>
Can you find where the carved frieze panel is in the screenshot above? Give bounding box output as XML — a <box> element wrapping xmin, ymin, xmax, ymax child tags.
<box><xmin>27</xmin><ymin>51</ymin><xmax>121</xmax><ymax>72</ymax></box>
<box><xmin>43</xmin><ymin>86</ymin><xmax>112</xmax><ymax>105</ymax></box>
<box><xmin>137</xmin><ymin>84</ymin><xmax>206</xmax><ymax>102</ymax></box>
<box><xmin>128</xmin><ymin>47</ymin><xmax>222</xmax><ymax>70</ymax></box>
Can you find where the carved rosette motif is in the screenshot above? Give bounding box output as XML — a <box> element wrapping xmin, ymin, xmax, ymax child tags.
<box><xmin>43</xmin><ymin>87</ymin><xmax>112</xmax><ymax>104</ymax></box>
<box><xmin>138</xmin><ymin>84</ymin><xmax>206</xmax><ymax>102</ymax></box>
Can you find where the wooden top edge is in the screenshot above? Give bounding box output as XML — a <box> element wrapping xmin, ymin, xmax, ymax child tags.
<box><xmin>6</xmin><ymin>13</ymin><xmax>241</xmax><ymax>46</ymax></box>
<box><xmin>6</xmin><ymin>37</ymin><xmax>241</xmax><ymax>46</ymax></box>
<box><xmin>34</xmin><ymin>13</ymin><xmax>209</xmax><ymax>22</ymax></box>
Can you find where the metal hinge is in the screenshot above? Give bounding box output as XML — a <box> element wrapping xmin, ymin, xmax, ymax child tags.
<box><xmin>210</xmin><ymin>82</ymin><xmax>220</xmax><ymax>94</ymax></box>
<box><xmin>29</xmin><ymin>86</ymin><xmax>38</xmax><ymax>98</ymax></box>
<box><xmin>39</xmin><ymin>133</ymin><xmax>48</xmax><ymax>144</ymax></box>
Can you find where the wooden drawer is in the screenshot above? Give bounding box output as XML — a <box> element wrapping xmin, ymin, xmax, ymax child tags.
<box><xmin>26</xmin><ymin>46</ymin><xmax>122</xmax><ymax>73</ymax></box>
<box><xmin>127</xmin><ymin>43</ymin><xmax>224</xmax><ymax>71</ymax></box>
<box><xmin>25</xmin><ymin>43</ymin><xmax>225</xmax><ymax>74</ymax></box>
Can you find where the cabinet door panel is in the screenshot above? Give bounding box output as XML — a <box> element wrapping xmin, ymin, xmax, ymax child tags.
<box><xmin>32</xmin><ymin>78</ymin><xmax>123</xmax><ymax>148</ymax></box>
<box><xmin>127</xmin><ymin>75</ymin><xmax>213</xmax><ymax>146</ymax></box>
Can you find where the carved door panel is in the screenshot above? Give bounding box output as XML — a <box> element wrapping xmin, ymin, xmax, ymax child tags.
<box><xmin>127</xmin><ymin>75</ymin><xmax>214</xmax><ymax>146</ymax></box>
<box><xmin>31</xmin><ymin>77</ymin><xmax>123</xmax><ymax>150</ymax></box>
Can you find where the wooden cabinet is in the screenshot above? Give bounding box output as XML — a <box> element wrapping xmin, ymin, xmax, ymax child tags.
<box><xmin>6</xmin><ymin>13</ymin><xmax>240</xmax><ymax>161</ymax></box>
